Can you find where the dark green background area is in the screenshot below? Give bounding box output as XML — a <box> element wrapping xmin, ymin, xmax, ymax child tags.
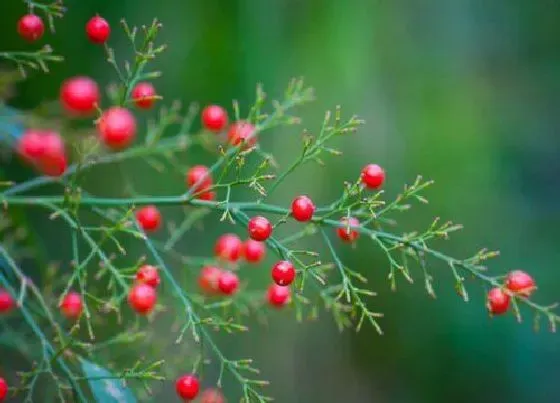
<box><xmin>1</xmin><ymin>1</ymin><xmax>560</xmax><ymax>402</ymax></box>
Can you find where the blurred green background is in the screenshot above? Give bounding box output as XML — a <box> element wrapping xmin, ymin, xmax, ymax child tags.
<box><xmin>2</xmin><ymin>0</ymin><xmax>560</xmax><ymax>402</ymax></box>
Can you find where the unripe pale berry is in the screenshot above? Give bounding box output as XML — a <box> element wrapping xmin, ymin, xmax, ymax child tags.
<box><xmin>0</xmin><ymin>289</ymin><xmax>15</xmax><ymax>314</ymax></box>
<box><xmin>0</xmin><ymin>377</ymin><xmax>7</xmax><ymax>401</ymax></box>
<box><xmin>98</xmin><ymin>107</ymin><xmax>137</xmax><ymax>150</ymax></box>
<box><xmin>175</xmin><ymin>374</ymin><xmax>200</xmax><ymax>401</ymax></box>
<box><xmin>60</xmin><ymin>76</ymin><xmax>100</xmax><ymax>116</ymax></box>
<box><xmin>135</xmin><ymin>265</ymin><xmax>160</xmax><ymax>288</ymax></box>
<box><xmin>248</xmin><ymin>216</ymin><xmax>272</xmax><ymax>241</ymax></box>
<box><xmin>361</xmin><ymin>164</ymin><xmax>385</xmax><ymax>189</ymax></box>
<box><xmin>214</xmin><ymin>234</ymin><xmax>242</xmax><ymax>262</ymax></box>
<box><xmin>136</xmin><ymin>205</ymin><xmax>162</xmax><ymax>232</ymax></box>
<box><xmin>267</xmin><ymin>284</ymin><xmax>290</xmax><ymax>307</ymax></box>
<box><xmin>200</xmin><ymin>388</ymin><xmax>225</xmax><ymax>403</ymax></box>
<box><xmin>128</xmin><ymin>283</ymin><xmax>157</xmax><ymax>314</ymax></box>
<box><xmin>86</xmin><ymin>16</ymin><xmax>110</xmax><ymax>44</ymax></box>
<box><xmin>291</xmin><ymin>195</ymin><xmax>316</xmax><ymax>222</ymax></box>
<box><xmin>271</xmin><ymin>260</ymin><xmax>296</xmax><ymax>286</ymax></box>
<box><xmin>218</xmin><ymin>271</ymin><xmax>239</xmax><ymax>295</ymax></box>
<box><xmin>198</xmin><ymin>266</ymin><xmax>222</xmax><ymax>295</ymax></box>
<box><xmin>505</xmin><ymin>270</ymin><xmax>536</xmax><ymax>297</ymax></box>
<box><xmin>487</xmin><ymin>287</ymin><xmax>510</xmax><ymax>315</ymax></box>
<box><xmin>131</xmin><ymin>82</ymin><xmax>157</xmax><ymax>109</ymax></box>
<box><xmin>202</xmin><ymin>105</ymin><xmax>228</xmax><ymax>132</ymax></box>
<box><xmin>243</xmin><ymin>239</ymin><xmax>266</xmax><ymax>263</ymax></box>
<box><xmin>228</xmin><ymin>121</ymin><xmax>257</xmax><ymax>147</ymax></box>
<box><xmin>337</xmin><ymin>217</ymin><xmax>360</xmax><ymax>242</ymax></box>
<box><xmin>60</xmin><ymin>292</ymin><xmax>83</xmax><ymax>319</ymax></box>
<box><xmin>17</xmin><ymin>14</ymin><xmax>44</xmax><ymax>42</ymax></box>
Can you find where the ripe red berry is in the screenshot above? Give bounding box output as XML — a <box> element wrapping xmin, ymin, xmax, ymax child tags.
<box><xmin>136</xmin><ymin>205</ymin><xmax>162</xmax><ymax>232</ymax></box>
<box><xmin>128</xmin><ymin>283</ymin><xmax>157</xmax><ymax>314</ymax></box>
<box><xmin>135</xmin><ymin>265</ymin><xmax>160</xmax><ymax>288</ymax></box>
<box><xmin>267</xmin><ymin>284</ymin><xmax>290</xmax><ymax>307</ymax></box>
<box><xmin>271</xmin><ymin>260</ymin><xmax>296</xmax><ymax>286</ymax></box>
<box><xmin>18</xmin><ymin>130</ymin><xmax>44</xmax><ymax>163</ymax></box>
<box><xmin>337</xmin><ymin>217</ymin><xmax>360</xmax><ymax>242</ymax></box>
<box><xmin>227</xmin><ymin>121</ymin><xmax>257</xmax><ymax>147</ymax></box>
<box><xmin>37</xmin><ymin>132</ymin><xmax>67</xmax><ymax>177</ymax></box>
<box><xmin>361</xmin><ymin>164</ymin><xmax>385</xmax><ymax>190</ymax></box>
<box><xmin>291</xmin><ymin>195</ymin><xmax>316</xmax><ymax>222</ymax></box>
<box><xmin>85</xmin><ymin>16</ymin><xmax>110</xmax><ymax>44</ymax></box>
<box><xmin>175</xmin><ymin>374</ymin><xmax>200</xmax><ymax>401</ymax></box>
<box><xmin>218</xmin><ymin>271</ymin><xmax>239</xmax><ymax>295</ymax></box>
<box><xmin>505</xmin><ymin>270</ymin><xmax>536</xmax><ymax>297</ymax></box>
<box><xmin>198</xmin><ymin>266</ymin><xmax>222</xmax><ymax>295</ymax></box>
<box><xmin>243</xmin><ymin>239</ymin><xmax>266</xmax><ymax>263</ymax></box>
<box><xmin>131</xmin><ymin>82</ymin><xmax>157</xmax><ymax>109</ymax></box>
<box><xmin>60</xmin><ymin>76</ymin><xmax>100</xmax><ymax>116</ymax></box>
<box><xmin>0</xmin><ymin>289</ymin><xmax>15</xmax><ymax>314</ymax></box>
<box><xmin>200</xmin><ymin>388</ymin><xmax>225</xmax><ymax>403</ymax></box>
<box><xmin>248</xmin><ymin>216</ymin><xmax>272</xmax><ymax>241</ymax></box>
<box><xmin>214</xmin><ymin>234</ymin><xmax>242</xmax><ymax>262</ymax></box>
<box><xmin>202</xmin><ymin>105</ymin><xmax>228</xmax><ymax>132</ymax></box>
<box><xmin>0</xmin><ymin>377</ymin><xmax>7</xmax><ymax>401</ymax></box>
<box><xmin>186</xmin><ymin>165</ymin><xmax>213</xmax><ymax>194</ymax></box>
<box><xmin>98</xmin><ymin>107</ymin><xmax>137</xmax><ymax>150</ymax></box>
<box><xmin>198</xmin><ymin>190</ymin><xmax>216</xmax><ymax>201</ymax></box>
<box><xmin>17</xmin><ymin>14</ymin><xmax>44</xmax><ymax>41</ymax></box>
<box><xmin>60</xmin><ymin>292</ymin><xmax>83</xmax><ymax>319</ymax></box>
<box><xmin>487</xmin><ymin>287</ymin><xmax>510</xmax><ymax>315</ymax></box>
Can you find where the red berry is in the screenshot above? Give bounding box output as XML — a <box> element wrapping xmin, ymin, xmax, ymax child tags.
<box><xmin>505</xmin><ymin>270</ymin><xmax>536</xmax><ymax>297</ymax></box>
<box><xmin>98</xmin><ymin>107</ymin><xmax>137</xmax><ymax>150</ymax></box>
<box><xmin>175</xmin><ymin>374</ymin><xmax>200</xmax><ymax>401</ymax></box>
<box><xmin>271</xmin><ymin>260</ymin><xmax>296</xmax><ymax>286</ymax></box>
<box><xmin>186</xmin><ymin>165</ymin><xmax>213</xmax><ymax>194</ymax></box>
<box><xmin>214</xmin><ymin>234</ymin><xmax>242</xmax><ymax>262</ymax></box>
<box><xmin>202</xmin><ymin>105</ymin><xmax>228</xmax><ymax>132</ymax></box>
<box><xmin>198</xmin><ymin>190</ymin><xmax>216</xmax><ymax>201</ymax></box>
<box><xmin>487</xmin><ymin>287</ymin><xmax>510</xmax><ymax>315</ymax></box>
<box><xmin>131</xmin><ymin>82</ymin><xmax>157</xmax><ymax>109</ymax></box>
<box><xmin>227</xmin><ymin>121</ymin><xmax>257</xmax><ymax>147</ymax></box>
<box><xmin>291</xmin><ymin>195</ymin><xmax>316</xmax><ymax>222</ymax></box>
<box><xmin>17</xmin><ymin>14</ymin><xmax>44</xmax><ymax>41</ymax></box>
<box><xmin>361</xmin><ymin>164</ymin><xmax>385</xmax><ymax>190</ymax></box>
<box><xmin>0</xmin><ymin>289</ymin><xmax>15</xmax><ymax>314</ymax></box>
<box><xmin>85</xmin><ymin>16</ymin><xmax>110</xmax><ymax>44</ymax></box>
<box><xmin>60</xmin><ymin>292</ymin><xmax>83</xmax><ymax>319</ymax></box>
<box><xmin>60</xmin><ymin>76</ymin><xmax>100</xmax><ymax>116</ymax></box>
<box><xmin>200</xmin><ymin>388</ymin><xmax>225</xmax><ymax>403</ymax></box>
<box><xmin>136</xmin><ymin>205</ymin><xmax>162</xmax><ymax>232</ymax></box>
<box><xmin>248</xmin><ymin>216</ymin><xmax>272</xmax><ymax>241</ymax></box>
<box><xmin>128</xmin><ymin>283</ymin><xmax>157</xmax><ymax>314</ymax></box>
<box><xmin>218</xmin><ymin>271</ymin><xmax>239</xmax><ymax>295</ymax></box>
<box><xmin>18</xmin><ymin>130</ymin><xmax>45</xmax><ymax>163</ymax></box>
<box><xmin>0</xmin><ymin>377</ymin><xmax>7</xmax><ymax>401</ymax></box>
<box><xmin>135</xmin><ymin>265</ymin><xmax>160</xmax><ymax>288</ymax></box>
<box><xmin>267</xmin><ymin>284</ymin><xmax>290</xmax><ymax>307</ymax></box>
<box><xmin>37</xmin><ymin>132</ymin><xmax>67</xmax><ymax>177</ymax></box>
<box><xmin>243</xmin><ymin>239</ymin><xmax>266</xmax><ymax>263</ymax></box>
<box><xmin>198</xmin><ymin>266</ymin><xmax>222</xmax><ymax>295</ymax></box>
<box><xmin>337</xmin><ymin>217</ymin><xmax>360</xmax><ymax>242</ymax></box>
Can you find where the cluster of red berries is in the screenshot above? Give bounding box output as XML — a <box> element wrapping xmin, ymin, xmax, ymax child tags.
<box><xmin>201</xmin><ymin>104</ymin><xmax>258</xmax><ymax>148</ymax></box>
<box><xmin>128</xmin><ymin>264</ymin><xmax>160</xmax><ymax>314</ymax></box>
<box><xmin>487</xmin><ymin>270</ymin><xmax>536</xmax><ymax>315</ymax></box>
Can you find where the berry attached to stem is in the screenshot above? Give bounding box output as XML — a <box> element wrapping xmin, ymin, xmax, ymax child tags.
<box><xmin>271</xmin><ymin>260</ymin><xmax>296</xmax><ymax>286</ymax></box>
<box><xmin>175</xmin><ymin>374</ymin><xmax>200</xmax><ymax>401</ymax></box>
<box><xmin>60</xmin><ymin>76</ymin><xmax>100</xmax><ymax>116</ymax></box>
<box><xmin>202</xmin><ymin>105</ymin><xmax>228</xmax><ymax>132</ymax></box>
<box><xmin>128</xmin><ymin>284</ymin><xmax>157</xmax><ymax>314</ymax></box>
<box><xmin>214</xmin><ymin>234</ymin><xmax>242</xmax><ymax>262</ymax></box>
<box><xmin>228</xmin><ymin>121</ymin><xmax>257</xmax><ymax>147</ymax></box>
<box><xmin>198</xmin><ymin>266</ymin><xmax>222</xmax><ymax>295</ymax></box>
<box><xmin>487</xmin><ymin>287</ymin><xmax>510</xmax><ymax>315</ymax></box>
<box><xmin>248</xmin><ymin>216</ymin><xmax>272</xmax><ymax>241</ymax></box>
<box><xmin>59</xmin><ymin>292</ymin><xmax>83</xmax><ymax>319</ymax></box>
<box><xmin>361</xmin><ymin>164</ymin><xmax>385</xmax><ymax>190</ymax></box>
<box><xmin>135</xmin><ymin>265</ymin><xmax>161</xmax><ymax>288</ymax></box>
<box><xmin>218</xmin><ymin>271</ymin><xmax>239</xmax><ymax>295</ymax></box>
<box><xmin>267</xmin><ymin>284</ymin><xmax>291</xmax><ymax>307</ymax></box>
<box><xmin>97</xmin><ymin>107</ymin><xmax>137</xmax><ymax>150</ymax></box>
<box><xmin>243</xmin><ymin>239</ymin><xmax>266</xmax><ymax>263</ymax></box>
<box><xmin>505</xmin><ymin>270</ymin><xmax>536</xmax><ymax>297</ymax></box>
<box><xmin>136</xmin><ymin>205</ymin><xmax>162</xmax><ymax>232</ymax></box>
<box><xmin>0</xmin><ymin>289</ymin><xmax>15</xmax><ymax>314</ymax></box>
<box><xmin>131</xmin><ymin>82</ymin><xmax>157</xmax><ymax>109</ymax></box>
<box><xmin>86</xmin><ymin>16</ymin><xmax>111</xmax><ymax>44</ymax></box>
<box><xmin>17</xmin><ymin>14</ymin><xmax>44</xmax><ymax>42</ymax></box>
<box><xmin>291</xmin><ymin>195</ymin><xmax>316</xmax><ymax>222</ymax></box>
<box><xmin>337</xmin><ymin>217</ymin><xmax>360</xmax><ymax>242</ymax></box>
